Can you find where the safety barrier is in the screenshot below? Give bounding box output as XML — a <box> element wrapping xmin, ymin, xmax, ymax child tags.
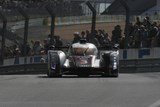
<box><xmin>1</xmin><ymin>58</ymin><xmax>160</xmax><ymax>75</ymax></box>
<box><xmin>2</xmin><ymin>47</ymin><xmax>160</xmax><ymax>74</ymax></box>
<box><xmin>3</xmin><ymin>55</ymin><xmax>46</xmax><ymax>66</ymax></box>
<box><xmin>0</xmin><ymin>63</ymin><xmax>47</xmax><ymax>75</ymax></box>
<box><xmin>3</xmin><ymin>47</ymin><xmax>160</xmax><ymax>66</ymax></box>
<box><xmin>120</xmin><ymin>59</ymin><xmax>160</xmax><ymax>73</ymax></box>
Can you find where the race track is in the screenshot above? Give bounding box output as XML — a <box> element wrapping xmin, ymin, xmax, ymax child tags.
<box><xmin>0</xmin><ymin>73</ymin><xmax>160</xmax><ymax>107</ymax></box>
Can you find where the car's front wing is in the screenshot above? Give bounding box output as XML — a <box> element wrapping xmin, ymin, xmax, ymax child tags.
<box><xmin>61</xmin><ymin>67</ymin><xmax>110</xmax><ymax>75</ymax></box>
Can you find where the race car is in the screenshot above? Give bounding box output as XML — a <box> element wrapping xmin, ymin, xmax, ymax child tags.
<box><xmin>47</xmin><ymin>39</ymin><xmax>119</xmax><ymax>77</ymax></box>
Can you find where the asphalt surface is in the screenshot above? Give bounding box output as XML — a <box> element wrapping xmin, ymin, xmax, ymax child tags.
<box><xmin>0</xmin><ymin>73</ymin><xmax>160</xmax><ymax>107</ymax></box>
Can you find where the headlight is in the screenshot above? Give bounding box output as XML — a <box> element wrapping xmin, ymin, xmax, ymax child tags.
<box><xmin>112</xmin><ymin>56</ymin><xmax>117</xmax><ymax>70</ymax></box>
<box><xmin>113</xmin><ymin>62</ymin><xmax>117</xmax><ymax>70</ymax></box>
<box><xmin>113</xmin><ymin>56</ymin><xmax>117</xmax><ymax>61</ymax></box>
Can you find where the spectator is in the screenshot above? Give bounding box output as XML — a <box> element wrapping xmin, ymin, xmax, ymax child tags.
<box><xmin>148</xmin><ymin>22</ymin><xmax>158</xmax><ymax>47</ymax></box>
<box><xmin>90</xmin><ymin>37</ymin><xmax>100</xmax><ymax>47</ymax></box>
<box><xmin>72</xmin><ymin>32</ymin><xmax>81</xmax><ymax>44</ymax></box>
<box><xmin>43</xmin><ymin>39</ymin><xmax>49</xmax><ymax>53</ymax></box>
<box><xmin>128</xmin><ymin>23</ymin><xmax>135</xmax><ymax>37</ymax></box>
<box><xmin>112</xmin><ymin>25</ymin><xmax>122</xmax><ymax>44</ymax></box>
<box><xmin>139</xmin><ymin>25</ymin><xmax>148</xmax><ymax>48</ymax></box>
<box><xmin>135</xmin><ymin>17</ymin><xmax>142</xmax><ymax>27</ymax></box>
<box><xmin>119</xmin><ymin>36</ymin><xmax>125</xmax><ymax>49</ymax></box>
<box><xmin>47</xmin><ymin>34</ymin><xmax>56</xmax><ymax>46</ymax></box>
<box><xmin>128</xmin><ymin>36</ymin><xmax>135</xmax><ymax>48</ymax></box>
<box><xmin>14</xmin><ymin>47</ymin><xmax>21</xmax><ymax>57</ymax></box>
<box><xmin>156</xmin><ymin>24</ymin><xmax>160</xmax><ymax>47</ymax></box>
<box><xmin>86</xmin><ymin>30</ymin><xmax>90</xmax><ymax>42</ymax></box>
<box><xmin>143</xmin><ymin>16</ymin><xmax>151</xmax><ymax>30</ymax></box>
<box><xmin>20</xmin><ymin>43</ymin><xmax>31</xmax><ymax>56</ymax></box>
<box><xmin>33</xmin><ymin>40</ymin><xmax>43</xmax><ymax>55</ymax></box>
<box><xmin>55</xmin><ymin>36</ymin><xmax>63</xmax><ymax>47</ymax></box>
<box><xmin>133</xmin><ymin>25</ymin><xmax>141</xmax><ymax>48</ymax></box>
<box><xmin>92</xmin><ymin>30</ymin><xmax>100</xmax><ymax>47</ymax></box>
<box><xmin>81</xmin><ymin>31</ymin><xmax>86</xmax><ymax>39</ymax></box>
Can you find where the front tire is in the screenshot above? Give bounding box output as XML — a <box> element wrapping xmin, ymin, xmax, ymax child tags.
<box><xmin>100</xmin><ymin>53</ymin><xmax>119</xmax><ymax>78</ymax></box>
<box><xmin>110</xmin><ymin>69</ymin><xmax>119</xmax><ymax>77</ymax></box>
<box><xmin>47</xmin><ymin>64</ymin><xmax>62</xmax><ymax>78</ymax></box>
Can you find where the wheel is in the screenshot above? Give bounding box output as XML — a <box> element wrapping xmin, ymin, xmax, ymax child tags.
<box><xmin>100</xmin><ymin>53</ymin><xmax>119</xmax><ymax>78</ymax></box>
<box><xmin>110</xmin><ymin>69</ymin><xmax>119</xmax><ymax>77</ymax></box>
<box><xmin>100</xmin><ymin>53</ymin><xmax>110</xmax><ymax>77</ymax></box>
<box><xmin>102</xmin><ymin>71</ymin><xmax>110</xmax><ymax>77</ymax></box>
<box><xmin>47</xmin><ymin>51</ymin><xmax>62</xmax><ymax>78</ymax></box>
<box><xmin>47</xmin><ymin>72</ymin><xmax>62</xmax><ymax>78</ymax></box>
<box><xmin>47</xmin><ymin>70</ymin><xmax>61</xmax><ymax>78</ymax></box>
<box><xmin>102</xmin><ymin>69</ymin><xmax>119</xmax><ymax>77</ymax></box>
<box><xmin>47</xmin><ymin>64</ymin><xmax>62</xmax><ymax>78</ymax></box>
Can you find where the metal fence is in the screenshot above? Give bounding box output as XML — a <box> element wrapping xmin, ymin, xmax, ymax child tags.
<box><xmin>6</xmin><ymin>14</ymin><xmax>160</xmax><ymax>35</ymax></box>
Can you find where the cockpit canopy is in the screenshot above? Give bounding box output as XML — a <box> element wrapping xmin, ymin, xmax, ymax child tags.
<box><xmin>69</xmin><ymin>42</ymin><xmax>98</xmax><ymax>56</ymax></box>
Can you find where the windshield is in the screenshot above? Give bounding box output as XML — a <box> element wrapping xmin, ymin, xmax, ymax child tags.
<box><xmin>70</xmin><ymin>47</ymin><xmax>97</xmax><ymax>56</ymax></box>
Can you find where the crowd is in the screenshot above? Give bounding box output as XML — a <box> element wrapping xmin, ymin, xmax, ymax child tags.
<box><xmin>119</xmin><ymin>16</ymin><xmax>160</xmax><ymax>48</ymax></box>
<box><xmin>71</xmin><ymin>16</ymin><xmax>160</xmax><ymax>49</ymax></box>
<box><xmin>72</xmin><ymin>30</ymin><xmax>111</xmax><ymax>47</ymax></box>
<box><xmin>2</xmin><ymin>29</ymin><xmax>112</xmax><ymax>58</ymax></box>
<box><xmin>2</xmin><ymin>16</ymin><xmax>160</xmax><ymax>58</ymax></box>
<box><xmin>2</xmin><ymin>35</ymin><xmax>63</xmax><ymax>58</ymax></box>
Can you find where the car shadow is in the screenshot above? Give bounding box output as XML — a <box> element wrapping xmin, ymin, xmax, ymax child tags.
<box><xmin>37</xmin><ymin>75</ymin><xmax>111</xmax><ymax>79</ymax></box>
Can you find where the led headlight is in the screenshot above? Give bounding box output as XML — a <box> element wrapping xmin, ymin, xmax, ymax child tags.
<box><xmin>113</xmin><ymin>62</ymin><xmax>117</xmax><ymax>70</ymax></box>
<box><xmin>112</xmin><ymin>56</ymin><xmax>117</xmax><ymax>70</ymax></box>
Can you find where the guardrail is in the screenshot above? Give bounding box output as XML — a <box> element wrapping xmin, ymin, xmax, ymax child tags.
<box><xmin>0</xmin><ymin>63</ymin><xmax>47</xmax><ymax>75</ymax></box>
<box><xmin>120</xmin><ymin>59</ymin><xmax>160</xmax><ymax>73</ymax></box>
<box><xmin>0</xmin><ymin>59</ymin><xmax>160</xmax><ymax>75</ymax></box>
